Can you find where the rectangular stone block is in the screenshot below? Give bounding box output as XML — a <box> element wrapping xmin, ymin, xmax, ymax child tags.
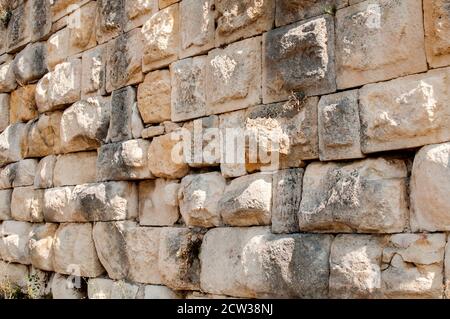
<box><xmin>159</xmin><ymin>0</ymin><xmax>179</xmax><ymax>9</ymax></box>
<box><xmin>263</xmin><ymin>15</ymin><xmax>336</xmax><ymax>103</ymax></box>
<box><xmin>424</xmin><ymin>0</ymin><xmax>450</xmax><ymax>68</ymax></box>
<box><xmin>0</xmin><ymin>94</ymin><xmax>10</xmax><ymax>132</ymax></box>
<box><xmin>0</xmin><ymin>260</ymin><xmax>29</xmax><ymax>292</ymax></box>
<box><xmin>125</xmin><ymin>0</ymin><xmax>159</xmax><ymax>32</ymax></box>
<box><xmin>10</xmin><ymin>84</ymin><xmax>38</xmax><ymax>124</ymax></box>
<box><xmin>0</xmin><ymin>220</ymin><xmax>32</xmax><ymax>265</ymax></box>
<box><xmin>0</xmin><ymin>189</ymin><xmax>12</xmax><ymax>221</ymax></box>
<box><xmin>360</xmin><ymin>67</ymin><xmax>450</xmax><ymax>154</ymax></box>
<box><xmin>34</xmin><ymin>155</ymin><xmax>57</xmax><ymax>189</ymax></box>
<box><xmin>51</xmin><ymin>0</ymin><xmax>91</xmax><ymax>22</ymax></box>
<box><xmin>54</xmin><ymin>152</ymin><xmax>97</xmax><ymax>187</ymax></box>
<box><xmin>137</xmin><ymin>70</ymin><xmax>171</xmax><ymax>124</ymax></box>
<box><xmin>96</xmin><ymin>0</ymin><xmax>125</xmax><ymax>44</ymax></box>
<box><xmin>0</xmin><ymin>123</ymin><xmax>27</xmax><ymax>166</ymax></box>
<box><xmin>12</xmin><ymin>42</ymin><xmax>48</xmax><ymax>85</ymax></box>
<box><xmin>51</xmin><ymin>273</ymin><xmax>86</xmax><ymax>299</ymax></box>
<box><xmin>11</xmin><ymin>186</ymin><xmax>44</xmax><ymax>222</ymax></box>
<box><xmin>25</xmin><ymin>111</ymin><xmax>62</xmax><ymax>158</ymax></box>
<box><xmin>0</xmin><ymin>163</ymin><xmax>17</xmax><ymax>190</ymax></box>
<box><xmin>107</xmin><ymin>86</ymin><xmax>138</xmax><ymax>143</ymax></box>
<box><xmin>299</xmin><ymin>158</ymin><xmax>408</xmax><ymax>233</ymax></box>
<box><xmin>66</xmin><ymin>1</ymin><xmax>97</xmax><ymax>56</ymax></box>
<box><xmin>81</xmin><ymin>44</ymin><xmax>107</xmax><ymax>98</ymax></box>
<box><xmin>0</xmin><ymin>58</ymin><xmax>18</xmax><ymax>93</ymax></box>
<box><xmin>29</xmin><ymin>223</ymin><xmax>58</xmax><ymax>272</ymax></box>
<box><xmin>335</xmin><ymin>0</ymin><xmax>427</xmax><ymax>89</ymax></box>
<box><xmin>13</xmin><ymin>159</ymin><xmax>38</xmax><ymax>187</ymax></box>
<box><xmin>46</xmin><ymin>27</ymin><xmax>70</xmax><ymax>70</ymax></box>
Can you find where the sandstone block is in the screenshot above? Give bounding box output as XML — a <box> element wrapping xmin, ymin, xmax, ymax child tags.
<box><xmin>263</xmin><ymin>15</ymin><xmax>336</xmax><ymax>103</ymax></box>
<box><xmin>25</xmin><ymin>111</ymin><xmax>62</xmax><ymax>158</ymax></box>
<box><xmin>0</xmin><ymin>123</ymin><xmax>27</xmax><ymax>166</ymax></box>
<box><xmin>0</xmin><ymin>190</ymin><xmax>12</xmax><ymax>220</ymax></box>
<box><xmin>51</xmin><ymin>273</ymin><xmax>86</xmax><ymax>299</ymax></box>
<box><xmin>46</xmin><ymin>28</ymin><xmax>70</xmax><ymax>70</ymax></box>
<box><xmin>13</xmin><ymin>42</ymin><xmax>48</xmax><ymax>85</ymax></box>
<box><xmin>424</xmin><ymin>0</ymin><xmax>450</xmax><ymax>68</ymax></box>
<box><xmin>96</xmin><ymin>0</ymin><xmax>125</xmax><ymax>44</ymax></box>
<box><xmin>13</xmin><ymin>159</ymin><xmax>38</xmax><ymax>187</ymax></box>
<box><xmin>299</xmin><ymin>158</ymin><xmax>408</xmax><ymax>233</ymax></box>
<box><xmin>0</xmin><ymin>220</ymin><xmax>31</xmax><ymax>265</ymax></box>
<box><xmin>0</xmin><ymin>59</ymin><xmax>17</xmax><ymax>93</ymax></box>
<box><xmin>160</xmin><ymin>0</ymin><xmax>179</xmax><ymax>8</ymax></box>
<box><xmin>125</xmin><ymin>0</ymin><xmax>159</xmax><ymax>32</ymax></box>
<box><xmin>81</xmin><ymin>45</ymin><xmax>107</xmax><ymax>98</ymax></box>
<box><xmin>0</xmin><ymin>94</ymin><xmax>10</xmax><ymax>131</ymax></box>
<box><xmin>107</xmin><ymin>86</ymin><xmax>137</xmax><ymax>143</ymax></box>
<box><xmin>67</xmin><ymin>1</ymin><xmax>97</xmax><ymax>56</ymax></box>
<box><xmin>11</xmin><ymin>187</ymin><xmax>44</xmax><ymax>222</ymax></box>
<box><xmin>54</xmin><ymin>152</ymin><xmax>97</xmax><ymax>187</ymax></box>
<box><xmin>10</xmin><ymin>84</ymin><xmax>38</xmax><ymax>124</ymax></box>
<box><xmin>137</xmin><ymin>70</ymin><xmax>171</xmax><ymax>124</ymax></box>
<box><xmin>34</xmin><ymin>155</ymin><xmax>56</xmax><ymax>189</ymax></box>
<box><xmin>29</xmin><ymin>223</ymin><xmax>58</xmax><ymax>272</ymax></box>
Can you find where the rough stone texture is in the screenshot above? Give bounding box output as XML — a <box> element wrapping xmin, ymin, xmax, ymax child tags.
<box><xmin>142</xmin><ymin>126</ymin><xmax>165</xmax><ymax>139</ymax></box>
<box><xmin>215</xmin><ymin>0</ymin><xmax>275</xmax><ymax>46</ymax></box>
<box><xmin>88</xmin><ymin>278</ymin><xmax>140</xmax><ymax>299</ymax></box>
<box><xmin>54</xmin><ymin>152</ymin><xmax>97</xmax><ymax>187</ymax></box>
<box><xmin>206</xmin><ymin>37</ymin><xmax>261</xmax><ymax>115</ymax></box>
<box><xmin>11</xmin><ymin>187</ymin><xmax>44</xmax><ymax>222</ymax></box>
<box><xmin>53</xmin><ymin>223</ymin><xmax>105</xmax><ymax>277</ymax></box>
<box><xmin>81</xmin><ymin>45</ymin><xmax>107</xmax><ymax>98</ymax></box>
<box><xmin>29</xmin><ymin>223</ymin><xmax>58</xmax><ymax>272</ymax></box>
<box><xmin>263</xmin><ymin>15</ymin><xmax>336</xmax><ymax>104</ymax></box>
<box><xmin>0</xmin><ymin>94</ymin><xmax>10</xmax><ymax>132</ymax></box>
<box><xmin>142</xmin><ymin>4</ymin><xmax>180</xmax><ymax>72</ymax></box>
<box><xmin>200</xmin><ymin>227</ymin><xmax>332</xmax><ymax>298</ymax></box>
<box><xmin>359</xmin><ymin>68</ymin><xmax>450</xmax><ymax>154</ymax></box>
<box><xmin>96</xmin><ymin>0</ymin><xmax>125</xmax><ymax>45</ymax></box>
<box><xmin>0</xmin><ymin>260</ymin><xmax>29</xmax><ymax>291</ymax></box>
<box><xmin>137</xmin><ymin>70</ymin><xmax>171</xmax><ymax>124</ymax></box>
<box><xmin>34</xmin><ymin>155</ymin><xmax>56</xmax><ymax>189</ymax></box>
<box><xmin>0</xmin><ymin>190</ymin><xmax>12</xmax><ymax>220</ymax></box>
<box><xmin>218</xmin><ymin>173</ymin><xmax>272</xmax><ymax>226</ymax></box>
<box><xmin>67</xmin><ymin>1</ymin><xmax>97</xmax><ymax>56</ymax></box>
<box><xmin>178</xmin><ymin>173</ymin><xmax>226</xmax><ymax>228</ymax></box>
<box><xmin>336</xmin><ymin>0</ymin><xmax>427</xmax><ymax>89</ymax></box>
<box><xmin>25</xmin><ymin>111</ymin><xmax>62</xmax><ymax>158</ymax></box>
<box><xmin>60</xmin><ymin>97</ymin><xmax>110</xmax><ymax>153</ymax></box>
<box><xmin>46</xmin><ymin>28</ymin><xmax>70</xmax><ymax>70</ymax></box>
<box><xmin>0</xmin><ymin>163</ymin><xmax>17</xmax><ymax>190</ymax></box>
<box><xmin>318</xmin><ymin>90</ymin><xmax>363</xmax><ymax>161</ymax></box>
<box><xmin>0</xmin><ymin>58</ymin><xmax>18</xmax><ymax>93</ymax></box>
<box><xmin>0</xmin><ymin>220</ymin><xmax>32</xmax><ymax>265</ymax></box>
<box><xmin>139</xmin><ymin>179</ymin><xmax>180</xmax><ymax>226</ymax></box>
<box><xmin>51</xmin><ymin>273</ymin><xmax>86</xmax><ymax>299</ymax></box>
<box><xmin>160</xmin><ymin>0</ymin><xmax>179</xmax><ymax>9</ymax></box>
<box><xmin>0</xmin><ymin>123</ymin><xmax>27</xmax><ymax>166</ymax></box>
<box><xmin>10</xmin><ymin>84</ymin><xmax>38</xmax><ymax>124</ymax></box>
<box><xmin>381</xmin><ymin>233</ymin><xmax>445</xmax><ymax>298</ymax></box>
<box><xmin>13</xmin><ymin>42</ymin><xmax>48</xmax><ymax>85</ymax></box>
<box><xmin>13</xmin><ymin>159</ymin><xmax>38</xmax><ymax>187</ymax></box>
<box><xmin>107</xmin><ymin>86</ymin><xmax>137</xmax><ymax>143</ymax></box>
<box><xmin>299</xmin><ymin>158</ymin><xmax>408</xmax><ymax>233</ymax></box>
<box><xmin>424</xmin><ymin>0</ymin><xmax>450</xmax><ymax>68</ymax></box>
<box><xmin>144</xmin><ymin>285</ymin><xmax>181</xmax><ymax>299</ymax></box>
<box><xmin>125</xmin><ymin>0</ymin><xmax>159</xmax><ymax>32</ymax></box>
<box><xmin>97</xmin><ymin>140</ymin><xmax>152</xmax><ymax>181</ymax></box>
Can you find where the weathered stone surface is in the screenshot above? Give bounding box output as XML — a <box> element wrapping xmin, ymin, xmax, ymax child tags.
<box><xmin>206</xmin><ymin>37</ymin><xmax>261</xmax><ymax>115</ymax></box>
<box><xmin>30</xmin><ymin>0</ymin><xmax>52</xmax><ymax>42</ymax></box>
<box><xmin>88</xmin><ymin>278</ymin><xmax>140</xmax><ymax>299</ymax></box>
<box><xmin>142</xmin><ymin>4</ymin><xmax>179</xmax><ymax>72</ymax></box>
<box><xmin>179</xmin><ymin>0</ymin><xmax>214</xmax><ymax>58</ymax></box>
<box><xmin>318</xmin><ymin>90</ymin><xmax>363</xmax><ymax>161</ymax></box>
<box><xmin>0</xmin><ymin>123</ymin><xmax>27</xmax><ymax>166</ymax></box>
<box><xmin>96</xmin><ymin>0</ymin><xmax>125</xmax><ymax>44</ymax></box>
<box><xmin>43</xmin><ymin>181</ymin><xmax>138</xmax><ymax>222</ymax></box>
<box><xmin>263</xmin><ymin>15</ymin><xmax>336</xmax><ymax>103</ymax></box>
<box><xmin>139</xmin><ymin>179</ymin><xmax>180</xmax><ymax>226</ymax></box>
<box><xmin>0</xmin><ymin>221</ymin><xmax>31</xmax><ymax>265</ymax></box>
<box><xmin>11</xmin><ymin>187</ymin><xmax>44</xmax><ymax>222</ymax></box>
<box><xmin>0</xmin><ymin>163</ymin><xmax>17</xmax><ymax>190</ymax></box>
<box><xmin>13</xmin><ymin>42</ymin><xmax>48</xmax><ymax>85</ymax></box>
<box><xmin>159</xmin><ymin>227</ymin><xmax>204</xmax><ymax>290</ymax></box>
<box><xmin>159</xmin><ymin>0</ymin><xmax>179</xmax><ymax>9</ymax></box>
<box><xmin>272</xmin><ymin>168</ymin><xmax>302</xmax><ymax>234</ymax></box>
<box><xmin>53</xmin><ymin>223</ymin><xmax>105</xmax><ymax>277</ymax></box>
<box><xmin>106</xmin><ymin>28</ymin><xmax>144</xmax><ymax>92</ymax></box>
<box><xmin>34</xmin><ymin>155</ymin><xmax>56</xmax><ymax>189</ymax></box>
<box><xmin>218</xmin><ymin>173</ymin><xmax>272</xmax><ymax>226</ymax></box>
<box><xmin>125</xmin><ymin>0</ymin><xmax>159</xmax><ymax>32</ymax></box>
<box><xmin>200</xmin><ymin>227</ymin><xmax>332</xmax><ymax>298</ymax></box>
<box><xmin>148</xmin><ymin>133</ymin><xmax>189</xmax><ymax>179</ymax></box>
<box><xmin>107</xmin><ymin>86</ymin><xmax>137</xmax><ymax>143</ymax></box>
<box><xmin>138</xmin><ymin>70</ymin><xmax>171</xmax><ymax>124</ymax></box>
<box><xmin>424</xmin><ymin>0</ymin><xmax>450</xmax><ymax>68</ymax></box>
<box><xmin>54</xmin><ymin>152</ymin><xmax>97</xmax><ymax>187</ymax></box>
<box><xmin>0</xmin><ymin>260</ymin><xmax>29</xmax><ymax>291</ymax></box>
<box><xmin>446</xmin><ymin>240</ymin><xmax>450</xmax><ymax>298</ymax></box>
<box><xmin>299</xmin><ymin>158</ymin><xmax>408</xmax><ymax>233</ymax></box>
<box><xmin>215</xmin><ymin>0</ymin><xmax>275</xmax><ymax>46</ymax></box>
<box><xmin>170</xmin><ymin>56</ymin><xmax>207</xmax><ymax>122</ymax></box>
<box><xmin>67</xmin><ymin>1</ymin><xmax>97</xmax><ymax>56</ymax></box>
<box><xmin>46</xmin><ymin>28</ymin><xmax>70</xmax><ymax>70</ymax></box>
<box><xmin>336</xmin><ymin>0</ymin><xmax>427</xmax><ymax>89</ymax></box>
<box><xmin>0</xmin><ymin>190</ymin><xmax>12</xmax><ymax>220</ymax></box>
<box><xmin>13</xmin><ymin>159</ymin><xmax>38</xmax><ymax>187</ymax></box>
<box><xmin>10</xmin><ymin>84</ymin><xmax>38</xmax><ymax>124</ymax></box>
<box><xmin>60</xmin><ymin>97</ymin><xmax>110</xmax><ymax>153</ymax></box>
<box><xmin>25</xmin><ymin>111</ymin><xmax>62</xmax><ymax>158</ymax></box>
<box><xmin>382</xmin><ymin>233</ymin><xmax>445</xmax><ymax>298</ymax></box>
<box><xmin>51</xmin><ymin>0</ymin><xmax>90</xmax><ymax>21</ymax></box>
<box><xmin>178</xmin><ymin>173</ymin><xmax>226</xmax><ymax>228</ymax></box>
<box><xmin>97</xmin><ymin>140</ymin><xmax>152</xmax><ymax>181</ymax></box>
<box><xmin>81</xmin><ymin>44</ymin><xmax>107</xmax><ymax>98</ymax></box>
<box><xmin>142</xmin><ymin>126</ymin><xmax>165</xmax><ymax>139</ymax></box>
<box><xmin>0</xmin><ymin>58</ymin><xmax>17</xmax><ymax>93</ymax></box>
<box><xmin>29</xmin><ymin>223</ymin><xmax>58</xmax><ymax>272</ymax></box>
<box><xmin>144</xmin><ymin>285</ymin><xmax>181</xmax><ymax>299</ymax></box>
<box><xmin>0</xmin><ymin>94</ymin><xmax>10</xmax><ymax>131</ymax></box>
<box><xmin>51</xmin><ymin>273</ymin><xmax>86</xmax><ymax>299</ymax></box>
<box><xmin>360</xmin><ymin>68</ymin><xmax>450</xmax><ymax>154</ymax></box>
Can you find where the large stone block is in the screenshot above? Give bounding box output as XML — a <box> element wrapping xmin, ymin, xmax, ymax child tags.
<box><xmin>29</xmin><ymin>223</ymin><xmax>58</xmax><ymax>272</ymax></box>
<box><xmin>11</xmin><ymin>187</ymin><xmax>44</xmax><ymax>222</ymax></box>
<box><xmin>125</xmin><ymin>0</ymin><xmax>159</xmax><ymax>32</ymax></box>
<box><xmin>336</xmin><ymin>0</ymin><xmax>427</xmax><ymax>89</ymax></box>
<box><xmin>81</xmin><ymin>45</ymin><xmax>107</xmax><ymax>98</ymax></box>
<box><xmin>51</xmin><ymin>273</ymin><xmax>86</xmax><ymax>299</ymax></box>
<box><xmin>34</xmin><ymin>155</ymin><xmax>56</xmax><ymax>189</ymax></box>
<box><xmin>54</xmin><ymin>152</ymin><xmax>97</xmax><ymax>187</ymax></box>
<box><xmin>0</xmin><ymin>58</ymin><xmax>17</xmax><ymax>93</ymax></box>
<box><xmin>137</xmin><ymin>70</ymin><xmax>171</xmax><ymax>124</ymax></box>
<box><xmin>0</xmin><ymin>190</ymin><xmax>12</xmax><ymax>220</ymax></box>
<box><xmin>0</xmin><ymin>163</ymin><xmax>17</xmax><ymax>190</ymax></box>
<box><xmin>67</xmin><ymin>1</ymin><xmax>97</xmax><ymax>56</ymax></box>
<box><xmin>0</xmin><ymin>94</ymin><xmax>10</xmax><ymax>131</ymax></box>
<box><xmin>96</xmin><ymin>0</ymin><xmax>125</xmax><ymax>44</ymax></box>
<box><xmin>0</xmin><ymin>123</ymin><xmax>27</xmax><ymax>166</ymax></box>
<box><xmin>88</xmin><ymin>278</ymin><xmax>141</xmax><ymax>299</ymax></box>
<box><xmin>0</xmin><ymin>260</ymin><xmax>29</xmax><ymax>292</ymax></box>
<box><xmin>46</xmin><ymin>28</ymin><xmax>70</xmax><ymax>70</ymax></box>
<box><xmin>97</xmin><ymin>140</ymin><xmax>152</xmax><ymax>181</ymax></box>
<box><xmin>0</xmin><ymin>221</ymin><xmax>31</xmax><ymax>265</ymax></box>
<box><xmin>263</xmin><ymin>15</ymin><xmax>336</xmax><ymax>103</ymax></box>
<box><xmin>215</xmin><ymin>0</ymin><xmax>275</xmax><ymax>46</ymax></box>
<box><xmin>160</xmin><ymin>0</ymin><xmax>179</xmax><ymax>8</ymax></box>
<box><xmin>25</xmin><ymin>111</ymin><xmax>62</xmax><ymax>158</ymax></box>
<box><xmin>10</xmin><ymin>84</ymin><xmax>38</xmax><ymax>124</ymax></box>
<box><xmin>53</xmin><ymin>223</ymin><xmax>105</xmax><ymax>277</ymax></box>
<box><xmin>107</xmin><ymin>86</ymin><xmax>139</xmax><ymax>143</ymax></box>
<box><xmin>218</xmin><ymin>173</ymin><xmax>272</xmax><ymax>226</ymax></box>
<box><xmin>13</xmin><ymin>42</ymin><xmax>48</xmax><ymax>85</ymax></box>
<box><xmin>60</xmin><ymin>97</ymin><xmax>110</xmax><ymax>153</ymax></box>
<box><xmin>299</xmin><ymin>158</ymin><xmax>408</xmax><ymax>233</ymax></box>
<box><xmin>13</xmin><ymin>159</ymin><xmax>38</xmax><ymax>187</ymax></box>
<box><xmin>142</xmin><ymin>4</ymin><xmax>179</xmax><ymax>72</ymax></box>
<box><xmin>51</xmin><ymin>0</ymin><xmax>90</xmax><ymax>21</ymax></box>
<box><xmin>200</xmin><ymin>227</ymin><xmax>332</xmax><ymax>298</ymax></box>
<box><xmin>359</xmin><ymin>68</ymin><xmax>450</xmax><ymax>154</ymax></box>
<box><xmin>206</xmin><ymin>37</ymin><xmax>261</xmax><ymax>115</ymax></box>
<box><xmin>424</xmin><ymin>0</ymin><xmax>450</xmax><ymax>68</ymax></box>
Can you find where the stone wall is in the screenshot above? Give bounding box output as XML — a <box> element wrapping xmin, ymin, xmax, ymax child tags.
<box><xmin>0</xmin><ymin>0</ymin><xmax>449</xmax><ymax>299</ymax></box>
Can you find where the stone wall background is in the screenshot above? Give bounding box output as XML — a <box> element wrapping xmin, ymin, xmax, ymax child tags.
<box><xmin>0</xmin><ymin>0</ymin><xmax>449</xmax><ymax>299</ymax></box>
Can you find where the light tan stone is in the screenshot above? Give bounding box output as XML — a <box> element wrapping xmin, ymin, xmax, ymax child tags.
<box><xmin>142</xmin><ymin>126</ymin><xmax>165</xmax><ymax>138</ymax></box>
<box><xmin>12</xmin><ymin>42</ymin><xmax>48</xmax><ymax>85</ymax></box>
<box><xmin>54</xmin><ymin>152</ymin><xmax>97</xmax><ymax>187</ymax></box>
<box><xmin>0</xmin><ymin>260</ymin><xmax>29</xmax><ymax>292</ymax></box>
<box><xmin>11</xmin><ymin>187</ymin><xmax>44</xmax><ymax>222</ymax></box>
<box><xmin>96</xmin><ymin>0</ymin><xmax>125</xmax><ymax>44</ymax></box>
<box><xmin>125</xmin><ymin>0</ymin><xmax>159</xmax><ymax>32</ymax></box>
<box><xmin>0</xmin><ymin>163</ymin><xmax>17</xmax><ymax>190</ymax></box>
<box><xmin>144</xmin><ymin>285</ymin><xmax>181</xmax><ymax>299</ymax></box>
<box><xmin>0</xmin><ymin>190</ymin><xmax>12</xmax><ymax>221</ymax></box>
<box><xmin>46</xmin><ymin>28</ymin><xmax>70</xmax><ymax>70</ymax></box>
<box><xmin>51</xmin><ymin>0</ymin><xmax>90</xmax><ymax>22</ymax></box>
<box><xmin>137</xmin><ymin>70</ymin><xmax>171</xmax><ymax>124</ymax></box>
<box><xmin>81</xmin><ymin>44</ymin><xmax>107</xmax><ymax>98</ymax></box>
<box><xmin>34</xmin><ymin>155</ymin><xmax>56</xmax><ymax>189</ymax></box>
<box><xmin>51</xmin><ymin>273</ymin><xmax>86</xmax><ymax>299</ymax></box>
<box><xmin>0</xmin><ymin>221</ymin><xmax>32</xmax><ymax>265</ymax></box>
<box><xmin>0</xmin><ymin>59</ymin><xmax>17</xmax><ymax>93</ymax></box>
<box><xmin>88</xmin><ymin>278</ymin><xmax>141</xmax><ymax>299</ymax></box>
<box><xmin>0</xmin><ymin>94</ymin><xmax>10</xmax><ymax>132</ymax></box>
<box><xmin>424</xmin><ymin>0</ymin><xmax>450</xmax><ymax>69</ymax></box>
<box><xmin>29</xmin><ymin>223</ymin><xmax>58</xmax><ymax>272</ymax></box>
<box><xmin>25</xmin><ymin>111</ymin><xmax>62</xmax><ymax>158</ymax></box>
<box><xmin>67</xmin><ymin>1</ymin><xmax>97</xmax><ymax>56</ymax></box>
<box><xmin>159</xmin><ymin>0</ymin><xmax>179</xmax><ymax>9</ymax></box>
<box><xmin>10</xmin><ymin>84</ymin><xmax>38</xmax><ymax>124</ymax></box>
<box><xmin>0</xmin><ymin>123</ymin><xmax>27</xmax><ymax>166</ymax></box>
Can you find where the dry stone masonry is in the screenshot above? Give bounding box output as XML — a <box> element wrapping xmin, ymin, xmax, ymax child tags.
<box><xmin>0</xmin><ymin>0</ymin><xmax>449</xmax><ymax>299</ymax></box>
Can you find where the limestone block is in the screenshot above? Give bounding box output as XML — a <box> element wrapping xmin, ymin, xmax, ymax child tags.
<box><xmin>51</xmin><ymin>273</ymin><xmax>86</xmax><ymax>299</ymax></box>
<box><xmin>219</xmin><ymin>110</ymin><xmax>246</xmax><ymax>178</ymax></box>
<box><xmin>263</xmin><ymin>15</ymin><xmax>336</xmax><ymax>103</ymax></box>
<box><xmin>424</xmin><ymin>0</ymin><xmax>450</xmax><ymax>68</ymax></box>
<box><xmin>137</xmin><ymin>70</ymin><xmax>171</xmax><ymax>124</ymax></box>
<box><xmin>88</xmin><ymin>278</ymin><xmax>141</xmax><ymax>299</ymax></box>
<box><xmin>0</xmin><ymin>221</ymin><xmax>31</xmax><ymax>265</ymax></box>
<box><xmin>0</xmin><ymin>190</ymin><xmax>12</xmax><ymax>220</ymax></box>
<box><xmin>0</xmin><ymin>163</ymin><xmax>17</xmax><ymax>190</ymax></box>
<box><xmin>51</xmin><ymin>0</ymin><xmax>90</xmax><ymax>21</ymax></box>
<box><xmin>97</xmin><ymin>140</ymin><xmax>153</xmax><ymax>181</ymax></box>
<box><xmin>142</xmin><ymin>4</ymin><xmax>179</xmax><ymax>72</ymax></box>
<box><xmin>0</xmin><ymin>260</ymin><xmax>29</xmax><ymax>292</ymax></box>
<box><xmin>336</xmin><ymin>0</ymin><xmax>427</xmax><ymax>89</ymax></box>
<box><xmin>139</xmin><ymin>179</ymin><xmax>180</xmax><ymax>226</ymax></box>
<box><xmin>206</xmin><ymin>37</ymin><xmax>261</xmax><ymax>115</ymax></box>
<box><xmin>53</xmin><ymin>223</ymin><xmax>105</xmax><ymax>277</ymax></box>
<box><xmin>10</xmin><ymin>84</ymin><xmax>38</xmax><ymax>124</ymax></box>
<box><xmin>178</xmin><ymin>172</ymin><xmax>226</xmax><ymax>228</ymax></box>
<box><xmin>318</xmin><ymin>90</ymin><xmax>363</xmax><ymax>161</ymax></box>
<box><xmin>25</xmin><ymin>111</ymin><xmax>62</xmax><ymax>158</ymax></box>
<box><xmin>148</xmin><ymin>133</ymin><xmax>189</xmax><ymax>179</ymax></box>
<box><xmin>0</xmin><ymin>59</ymin><xmax>17</xmax><ymax>93</ymax></box>
<box><xmin>107</xmin><ymin>86</ymin><xmax>137</xmax><ymax>143</ymax></box>
<box><xmin>30</xmin><ymin>0</ymin><xmax>52</xmax><ymax>42</ymax></box>
<box><xmin>0</xmin><ymin>94</ymin><xmax>10</xmax><ymax>131</ymax></box>
<box><xmin>67</xmin><ymin>1</ymin><xmax>97</xmax><ymax>56</ymax></box>
<box><xmin>218</xmin><ymin>173</ymin><xmax>272</xmax><ymax>226</ymax></box>
<box><xmin>142</xmin><ymin>126</ymin><xmax>165</xmax><ymax>138</ymax></box>
<box><xmin>34</xmin><ymin>155</ymin><xmax>56</xmax><ymax>189</ymax></box>
<box><xmin>29</xmin><ymin>223</ymin><xmax>58</xmax><ymax>272</ymax></box>
<box><xmin>0</xmin><ymin>23</ymin><xmax>7</xmax><ymax>56</ymax></box>
<box><xmin>299</xmin><ymin>158</ymin><xmax>408</xmax><ymax>233</ymax></box>
<box><xmin>215</xmin><ymin>0</ymin><xmax>275</xmax><ymax>46</ymax></box>
<box><xmin>359</xmin><ymin>68</ymin><xmax>450</xmax><ymax>154</ymax></box>
<box><xmin>11</xmin><ymin>187</ymin><xmax>44</xmax><ymax>222</ymax></box>
<box><xmin>0</xmin><ymin>123</ymin><xmax>27</xmax><ymax>166</ymax></box>
<box><xmin>60</xmin><ymin>96</ymin><xmax>110</xmax><ymax>153</ymax></box>
<box><xmin>159</xmin><ymin>227</ymin><xmax>204</xmax><ymax>290</ymax></box>
<box><xmin>81</xmin><ymin>45</ymin><xmax>107</xmax><ymax>98</ymax></box>
<box><xmin>382</xmin><ymin>233</ymin><xmax>445</xmax><ymax>298</ymax></box>
<box><xmin>53</xmin><ymin>152</ymin><xmax>97</xmax><ymax>187</ymax></box>
<box><xmin>13</xmin><ymin>43</ymin><xmax>48</xmax><ymax>86</ymax></box>
<box><xmin>160</xmin><ymin>0</ymin><xmax>179</xmax><ymax>9</ymax></box>
<box><xmin>96</xmin><ymin>0</ymin><xmax>125</xmax><ymax>44</ymax></box>
<box><xmin>179</xmin><ymin>0</ymin><xmax>214</xmax><ymax>58</ymax></box>
<box><xmin>13</xmin><ymin>159</ymin><xmax>38</xmax><ymax>187</ymax></box>
<box><xmin>106</xmin><ymin>28</ymin><xmax>144</xmax><ymax>92</ymax></box>
<box><xmin>144</xmin><ymin>285</ymin><xmax>181</xmax><ymax>299</ymax></box>
<box><xmin>46</xmin><ymin>28</ymin><xmax>70</xmax><ymax>70</ymax></box>
<box><xmin>125</xmin><ymin>0</ymin><xmax>159</xmax><ymax>32</ymax></box>
<box><xmin>170</xmin><ymin>56</ymin><xmax>207</xmax><ymax>122</ymax></box>
<box><xmin>200</xmin><ymin>227</ymin><xmax>332</xmax><ymax>298</ymax></box>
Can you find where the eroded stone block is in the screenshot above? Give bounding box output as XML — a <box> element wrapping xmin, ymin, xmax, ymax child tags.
<box><xmin>107</xmin><ymin>86</ymin><xmax>137</xmax><ymax>143</ymax></box>
<box><xmin>25</xmin><ymin>111</ymin><xmax>62</xmax><ymax>158</ymax></box>
<box><xmin>12</xmin><ymin>159</ymin><xmax>38</xmax><ymax>187</ymax></box>
<box><xmin>34</xmin><ymin>155</ymin><xmax>56</xmax><ymax>189</ymax></box>
<box><xmin>125</xmin><ymin>0</ymin><xmax>159</xmax><ymax>32</ymax></box>
<box><xmin>46</xmin><ymin>28</ymin><xmax>70</xmax><ymax>70</ymax></box>
<box><xmin>0</xmin><ymin>94</ymin><xmax>10</xmax><ymax>131</ymax></box>
<box><xmin>54</xmin><ymin>152</ymin><xmax>97</xmax><ymax>187</ymax></box>
<box><xmin>81</xmin><ymin>45</ymin><xmax>107</xmax><ymax>98</ymax></box>
<box><xmin>0</xmin><ymin>123</ymin><xmax>27</xmax><ymax>166</ymax></box>
<box><xmin>0</xmin><ymin>220</ymin><xmax>32</xmax><ymax>265</ymax></box>
<box><xmin>29</xmin><ymin>223</ymin><xmax>58</xmax><ymax>272</ymax></box>
<box><xmin>137</xmin><ymin>70</ymin><xmax>171</xmax><ymax>124</ymax></box>
<box><xmin>67</xmin><ymin>1</ymin><xmax>97</xmax><ymax>56</ymax></box>
<box><xmin>424</xmin><ymin>0</ymin><xmax>450</xmax><ymax>68</ymax></box>
<box><xmin>51</xmin><ymin>273</ymin><xmax>86</xmax><ymax>299</ymax></box>
<box><xmin>13</xmin><ymin>42</ymin><xmax>48</xmax><ymax>85</ymax></box>
<box><xmin>10</xmin><ymin>85</ymin><xmax>38</xmax><ymax>125</ymax></box>
<box><xmin>0</xmin><ymin>190</ymin><xmax>12</xmax><ymax>220</ymax></box>
<box><xmin>0</xmin><ymin>58</ymin><xmax>17</xmax><ymax>93</ymax></box>
<box><xmin>96</xmin><ymin>0</ymin><xmax>125</xmax><ymax>44</ymax></box>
